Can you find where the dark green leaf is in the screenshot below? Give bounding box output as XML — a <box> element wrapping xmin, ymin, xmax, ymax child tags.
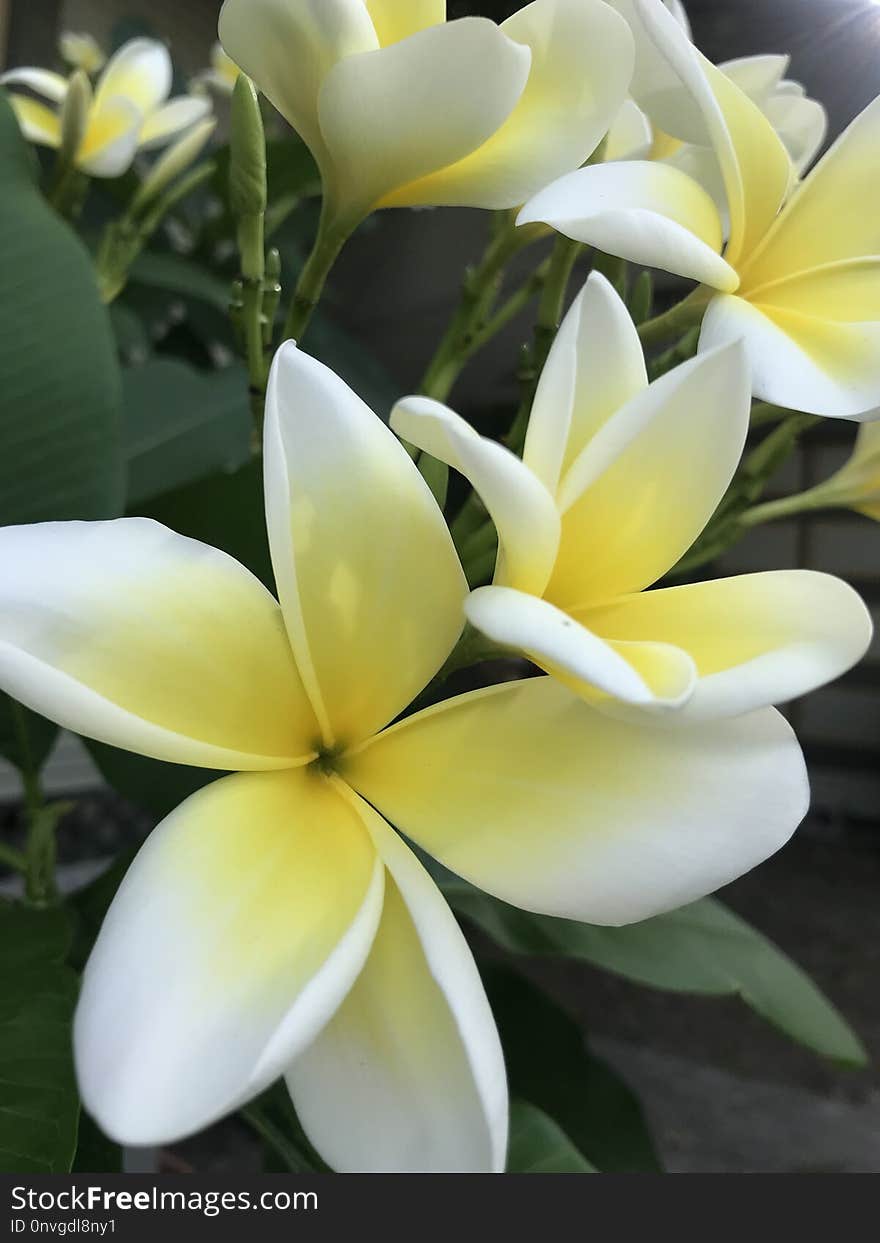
<box><xmin>507</xmin><ymin>1100</ymin><xmax>596</xmax><ymax>1173</ymax></box>
<box><xmin>135</xmin><ymin>458</ymin><xmax>273</xmax><ymax>588</ymax></box>
<box><xmin>68</xmin><ymin>847</ymin><xmax>137</xmax><ymax>972</ymax></box>
<box><xmin>0</xmin><ymin>901</ymin><xmax>79</xmax><ymax>1173</ymax></box>
<box><xmin>123</xmin><ymin>359</ymin><xmax>251</xmax><ymax>505</ymax></box>
<box><xmin>452</xmin><ymin>884</ymin><xmax>867</xmax><ymax>1068</ymax></box>
<box><xmin>485</xmin><ymin>967</ymin><xmax>660</xmax><ymax>1172</ymax></box>
<box><xmin>242</xmin><ymin>1083</ymin><xmax>329</xmax><ymax>1173</ymax></box>
<box><xmin>71</xmin><ymin>1113</ymin><xmax>122</xmax><ymax>1173</ymax></box>
<box><xmin>83</xmin><ymin>740</ymin><xmax>217</xmax><ymax>820</ymax></box>
<box><xmin>129</xmin><ymin>252</ymin><xmax>231</xmax><ymax>313</ymax></box>
<box><xmin>0</xmin><ymin>695</ymin><xmax>58</xmax><ymax>776</ymax></box>
<box><xmin>0</xmin><ymin>90</ymin><xmax>123</xmax><ymax>526</ymax></box>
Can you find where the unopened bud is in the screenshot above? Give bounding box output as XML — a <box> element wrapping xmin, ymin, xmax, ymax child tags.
<box><xmin>59</xmin><ymin>70</ymin><xmax>92</xmax><ymax>168</ymax></box>
<box><xmin>229</xmin><ymin>75</ymin><xmax>266</xmax><ymax>220</ymax></box>
<box><xmin>131</xmin><ymin>118</ymin><xmax>216</xmax><ymax>216</ymax></box>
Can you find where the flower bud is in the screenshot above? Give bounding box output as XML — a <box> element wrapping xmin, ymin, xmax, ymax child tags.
<box><xmin>131</xmin><ymin>119</ymin><xmax>216</xmax><ymax>216</ymax></box>
<box><xmin>59</xmin><ymin>70</ymin><xmax>92</xmax><ymax>168</ymax></box>
<box><xmin>229</xmin><ymin>74</ymin><xmax>266</xmax><ymax>221</ymax></box>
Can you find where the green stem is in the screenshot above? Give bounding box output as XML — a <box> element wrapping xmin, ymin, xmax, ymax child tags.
<box><xmin>8</xmin><ymin>701</ymin><xmax>60</xmax><ymax>904</ymax></box>
<box><xmin>750</xmin><ymin>401</ymin><xmax>789</xmax><ymax>428</ymax></box>
<box><xmin>506</xmin><ymin>234</ymin><xmax>582</xmax><ymax>455</ymax></box>
<box><xmin>282</xmin><ymin>209</ymin><xmax>355</xmax><ymax>343</ymax></box>
<box><xmin>637</xmin><ymin>285</ymin><xmax>712</xmax><ymax>347</ymax></box>
<box><xmin>740</xmin><ymin>485</ymin><xmax>838</xmax><ymax>528</ymax></box>
<box><xmin>419</xmin><ymin>213</ymin><xmax>544</xmax><ymax>402</ymax></box>
<box><xmin>0</xmin><ymin>841</ymin><xmax>28</xmax><ymax>874</ymax></box>
<box><xmin>240</xmin><ymin>1105</ymin><xmax>319</xmax><ymax>1174</ymax></box>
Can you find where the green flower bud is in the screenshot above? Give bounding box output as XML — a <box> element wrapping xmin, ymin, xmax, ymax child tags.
<box><xmin>229</xmin><ymin>74</ymin><xmax>267</xmax><ymax>221</ymax></box>
<box><xmin>130</xmin><ymin>118</ymin><xmax>216</xmax><ymax>217</ymax></box>
<box><xmin>59</xmin><ymin>70</ymin><xmax>92</xmax><ymax>167</ymax></box>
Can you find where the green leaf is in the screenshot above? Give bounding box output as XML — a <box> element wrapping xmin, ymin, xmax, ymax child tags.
<box><xmin>242</xmin><ymin>1083</ymin><xmax>329</xmax><ymax>1173</ymax></box>
<box><xmin>83</xmin><ymin>739</ymin><xmax>216</xmax><ymax>821</ymax></box>
<box><xmin>123</xmin><ymin>359</ymin><xmax>251</xmax><ymax>505</ymax></box>
<box><xmin>128</xmin><ymin>251</ymin><xmax>231</xmax><ymax>313</ymax></box>
<box><xmin>136</xmin><ymin>458</ymin><xmax>273</xmax><ymax>587</ymax></box>
<box><xmin>0</xmin><ymin>90</ymin><xmax>123</xmax><ymax>526</ymax></box>
<box><xmin>451</xmin><ymin>885</ymin><xmax>867</xmax><ymax>1068</ymax></box>
<box><xmin>0</xmin><ymin>901</ymin><xmax>80</xmax><ymax>1173</ymax></box>
<box><xmin>0</xmin><ymin>695</ymin><xmax>58</xmax><ymax>776</ymax></box>
<box><xmin>507</xmin><ymin>1100</ymin><xmax>596</xmax><ymax>1173</ymax></box>
<box><xmin>68</xmin><ymin>847</ymin><xmax>137</xmax><ymax>972</ymax></box>
<box><xmin>72</xmin><ymin>1113</ymin><xmax>122</xmax><ymax>1173</ymax></box>
<box><xmin>485</xmin><ymin>967</ymin><xmax>660</xmax><ymax>1172</ymax></box>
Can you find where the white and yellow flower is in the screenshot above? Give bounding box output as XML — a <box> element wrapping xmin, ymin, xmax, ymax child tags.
<box><xmin>0</xmin><ymin>342</ymin><xmax>820</xmax><ymax>1166</ymax></box>
<box><xmin>520</xmin><ymin>0</ymin><xmax>880</xmax><ymax>419</ymax></box>
<box><xmin>2</xmin><ymin>38</ymin><xmax>211</xmax><ymax>177</ymax></box>
<box><xmin>606</xmin><ymin>0</ymin><xmax>826</xmax><ymax>178</ymax></box>
<box><xmin>218</xmin><ymin>0</ymin><xmax>635</xmax><ymax>230</ymax></box>
<box><xmin>59</xmin><ymin>31</ymin><xmax>107</xmax><ymax>77</ymax></box>
<box><xmin>393</xmin><ymin>273</ymin><xmax>871</xmax><ymax>717</ymax></box>
<box><xmin>191</xmin><ymin>42</ymin><xmax>241</xmax><ymax>96</ymax></box>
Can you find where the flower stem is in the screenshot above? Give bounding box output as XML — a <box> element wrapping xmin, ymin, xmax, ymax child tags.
<box><xmin>637</xmin><ymin>285</ymin><xmax>712</xmax><ymax>347</ymax></box>
<box><xmin>282</xmin><ymin>210</ymin><xmax>354</xmax><ymax>343</ymax></box>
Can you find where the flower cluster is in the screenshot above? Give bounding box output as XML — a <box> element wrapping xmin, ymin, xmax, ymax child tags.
<box><xmin>0</xmin><ymin>0</ymin><xmax>877</xmax><ymax>1174</ymax></box>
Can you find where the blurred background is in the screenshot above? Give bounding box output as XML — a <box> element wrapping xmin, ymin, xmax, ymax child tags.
<box><xmin>1</xmin><ymin>0</ymin><xmax>879</xmax><ymax>1172</ymax></box>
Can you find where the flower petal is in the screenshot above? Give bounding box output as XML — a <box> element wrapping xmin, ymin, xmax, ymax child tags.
<box><xmin>700</xmin><ymin>292</ymin><xmax>880</xmax><ymax>419</ymax></box>
<box><xmin>0</xmin><ymin>519</ymin><xmax>318</xmax><ymax>769</ymax></box>
<box><xmin>138</xmin><ymin>95</ymin><xmax>212</xmax><ymax>149</ymax></box>
<box><xmin>390</xmin><ymin>396</ymin><xmax>559</xmax><ymax>595</ymax></box>
<box><xmin>75</xmin><ymin>768</ymin><xmax>384</xmax><ymax>1145</ymax></box>
<box><xmin>94</xmin><ymin>37</ymin><xmax>171</xmax><ymax>115</ymax></box>
<box><xmin>620</xmin><ymin>0</ymin><xmax>791</xmax><ymax>268</ymax></box>
<box><xmin>264</xmin><ymin>343</ymin><xmax>466</xmax><ymax>749</ymax></box>
<box><xmin>518</xmin><ymin>161</ymin><xmax>738</xmax><ymax>292</ymax></box>
<box><xmin>218</xmin><ymin>0</ymin><xmax>378</xmax><ymax>169</ymax></box>
<box><xmin>720</xmin><ymin>54</ymin><xmax>789</xmax><ymax>107</ymax></box>
<box><xmin>764</xmin><ymin>92</ymin><xmax>826</xmax><ymax>175</ymax></box>
<box><xmin>365</xmin><ymin>1</ymin><xmax>445</xmax><ymax>46</ymax></box>
<box><xmin>384</xmin><ymin>0</ymin><xmax>634</xmax><ymax>210</ymax></box>
<box><xmin>465</xmin><ymin>585</ymin><xmax>696</xmax><ymax>708</ymax></box>
<box><xmin>606</xmin><ymin>98</ymin><xmax>654</xmax><ymax>162</ymax></box>
<box><xmin>0</xmin><ymin>68</ymin><xmax>69</xmax><ymax>103</ymax></box>
<box><xmin>741</xmin><ymin>97</ymin><xmax>880</xmax><ymax>291</ymax></box>
<box><xmin>6</xmin><ymin>95</ymin><xmax>61</xmax><ymax>147</ymax></box>
<box><xmin>524</xmin><ymin>272</ymin><xmax>648</xmax><ymax>495</ymax></box>
<box><xmin>584</xmin><ymin>570</ymin><xmax>872</xmax><ymax>719</ymax></box>
<box><xmin>288</xmin><ymin>790</ymin><xmax>507</xmax><ymax>1173</ymax></box>
<box><xmin>320</xmin><ymin>18</ymin><xmax>530</xmax><ymax>218</ymax></box>
<box><xmin>545</xmin><ymin>342</ymin><xmax>750</xmax><ymax>608</ymax></box>
<box><xmin>78</xmin><ymin>96</ymin><xmax>142</xmax><ymax>177</ymax></box>
<box><xmin>344</xmin><ymin>678</ymin><xmax>809</xmax><ymax>925</ymax></box>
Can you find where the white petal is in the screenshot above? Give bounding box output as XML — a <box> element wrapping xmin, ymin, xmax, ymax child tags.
<box><xmin>465</xmin><ymin>585</ymin><xmax>696</xmax><ymax>708</ymax></box>
<box><xmin>390</xmin><ymin>396</ymin><xmax>559</xmax><ymax>596</ymax></box>
<box><xmin>519</xmin><ymin>161</ymin><xmax>738</xmax><ymax>292</ymax></box>
<box><xmin>700</xmin><ymin>293</ymin><xmax>880</xmax><ymax>420</ymax></box>
<box><xmin>546</xmin><ymin>342</ymin><xmax>751</xmax><ymax>606</ymax></box>
<box><xmin>386</xmin><ymin>0</ymin><xmax>635</xmax><ymax>210</ymax></box>
<box><xmin>0</xmin><ymin>68</ymin><xmax>69</xmax><ymax>102</ymax></box>
<box><xmin>288</xmin><ymin>792</ymin><xmax>507</xmax><ymax>1173</ymax></box>
<box><xmin>720</xmin><ymin>54</ymin><xmax>789</xmax><ymax>107</ymax></box>
<box><xmin>344</xmin><ymin>678</ymin><xmax>809</xmax><ymax>925</ymax></box>
<box><xmin>606</xmin><ymin>98</ymin><xmax>654</xmax><ymax>162</ymax></box>
<box><xmin>75</xmin><ymin>769</ymin><xmax>384</xmax><ymax>1145</ymax></box>
<box><xmin>585</xmin><ymin>570</ymin><xmax>873</xmax><ymax>719</ymax></box>
<box><xmin>0</xmin><ymin>519</ymin><xmax>318</xmax><ymax>769</ymax></box>
<box><xmin>263</xmin><ymin>343</ymin><xmax>466</xmax><ymax>748</ymax></box>
<box><xmin>218</xmin><ymin>0</ymin><xmax>378</xmax><ymax>167</ymax></box>
<box><xmin>138</xmin><ymin>95</ymin><xmax>212</xmax><ymax>149</ymax></box>
<box><xmin>318</xmin><ymin>17</ymin><xmax>530</xmax><ymax>218</ymax></box>
<box><xmin>94</xmin><ymin>37</ymin><xmax>172</xmax><ymax>115</ymax></box>
<box><xmin>78</xmin><ymin>97</ymin><xmax>142</xmax><ymax>177</ymax></box>
<box><xmin>525</xmin><ymin>272</ymin><xmax>648</xmax><ymax>494</ymax></box>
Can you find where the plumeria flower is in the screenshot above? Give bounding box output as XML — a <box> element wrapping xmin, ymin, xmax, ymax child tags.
<box><xmin>520</xmin><ymin>0</ymin><xmax>880</xmax><ymax>419</ymax></box>
<box><xmin>751</xmin><ymin>422</ymin><xmax>880</xmax><ymax>525</ymax></box>
<box><xmin>59</xmin><ymin>31</ymin><xmax>106</xmax><ymax>76</ymax></box>
<box><xmin>218</xmin><ymin>0</ymin><xmax>635</xmax><ymax>232</ymax></box>
<box><xmin>2</xmin><ymin>38</ymin><xmax>211</xmax><ymax>178</ymax></box>
<box><xmin>606</xmin><ymin>0</ymin><xmax>826</xmax><ymax>180</ymax></box>
<box><xmin>0</xmin><ymin>342</ymin><xmax>821</xmax><ymax>1167</ymax></box>
<box><xmin>191</xmin><ymin>42</ymin><xmax>241</xmax><ymax>96</ymax></box>
<box><xmin>393</xmin><ymin>273</ymin><xmax>871</xmax><ymax>718</ymax></box>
